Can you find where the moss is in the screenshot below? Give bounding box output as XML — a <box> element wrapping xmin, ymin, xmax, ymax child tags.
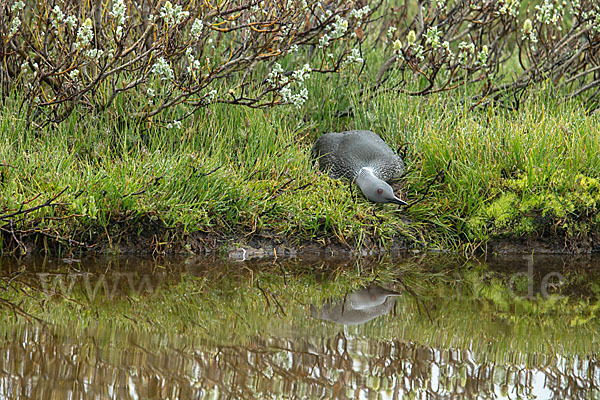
<box><xmin>470</xmin><ymin>171</ymin><xmax>600</xmax><ymax>243</ymax></box>
<box><xmin>486</xmin><ymin>192</ymin><xmax>519</xmax><ymax>229</ymax></box>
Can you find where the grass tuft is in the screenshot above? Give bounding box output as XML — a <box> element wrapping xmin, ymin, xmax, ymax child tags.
<box><xmin>2</xmin><ymin>54</ymin><xmax>600</xmax><ymax>254</ymax></box>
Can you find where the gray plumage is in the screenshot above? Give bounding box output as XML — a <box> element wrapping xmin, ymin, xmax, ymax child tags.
<box><xmin>310</xmin><ymin>286</ymin><xmax>402</xmax><ymax>326</ymax></box>
<box><xmin>312</xmin><ymin>130</ymin><xmax>407</xmax><ymax>205</ymax></box>
<box><xmin>348</xmin><ymin>286</ymin><xmax>402</xmax><ymax>310</ymax></box>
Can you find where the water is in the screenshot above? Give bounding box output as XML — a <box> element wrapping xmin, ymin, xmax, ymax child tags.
<box><xmin>1</xmin><ymin>254</ymin><xmax>599</xmax><ymax>399</ymax></box>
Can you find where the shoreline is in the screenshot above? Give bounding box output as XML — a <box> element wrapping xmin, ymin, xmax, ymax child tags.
<box><xmin>3</xmin><ymin>86</ymin><xmax>600</xmax><ymax>258</ymax></box>
<box><xmin>3</xmin><ymin>225</ymin><xmax>598</xmax><ymax>259</ymax></box>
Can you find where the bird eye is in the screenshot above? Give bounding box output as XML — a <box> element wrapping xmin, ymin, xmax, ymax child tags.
<box><xmin>377</xmin><ymin>189</ymin><xmax>383</xmax><ymax>195</ymax></box>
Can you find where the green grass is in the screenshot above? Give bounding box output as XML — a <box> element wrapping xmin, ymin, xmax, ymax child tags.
<box><xmin>2</xmin><ymin>46</ymin><xmax>600</xmax><ymax>254</ymax></box>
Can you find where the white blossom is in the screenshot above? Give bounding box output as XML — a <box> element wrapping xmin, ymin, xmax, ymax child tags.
<box><xmin>75</xmin><ymin>18</ymin><xmax>94</xmax><ymax>50</ymax></box>
<box><xmin>186</xmin><ymin>48</ymin><xmax>201</xmax><ymax>73</ymax></box>
<box><xmin>458</xmin><ymin>41</ymin><xmax>475</xmax><ymax>54</ymax></box>
<box><xmin>52</xmin><ymin>5</ymin><xmax>64</xmax><ymax>21</ymax></box>
<box><xmin>85</xmin><ymin>48</ymin><xmax>105</xmax><ymax>61</ymax></box>
<box><xmin>280</xmin><ymin>86</ymin><xmax>292</xmax><ymax>101</ymax></box>
<box><xmin>328</xmin><ymin>15</ymin><xmax>348</xmax><ymax>39</ymax></box>
<box><xmin>146</xmin><ymin>87</ymin><xmax>155</xmax><ymax>97</ymax></box>
<box><xmin>522</xmin><ymin>19</ymin><xmax>538</xmax><ymax>43</ymax></box>
<box><xmin>387</xmin><ymin>26</ymin><xmax>397</xmax><ymax>39</ymax></box>
<box><xmin>272</xmin><ymin>62</ymin><xmax>284</xmax><ymax>74</ymax></box>
<box><xmin>110</xmin><ymin>0</ymin><xmax>128</xmax><ymax>39</ymax></box>
<box><xmin>425</xmin><ymin>26</ymin><xmax>441</xmax><ymax>49</ymax></box>
<box><xmin>267</xmin><ymin>63</ymin><xmax>284</xmax><ymax>84</ymax></box>
<box><xmin>52</xmin><ymin>5</ymin><xmax>65</xmax><ymax>29</ymax></box>
<box><xmin>535</xmin><ymin>0</ymin><xmax>563</xmax><ymax>25</ymax></box>
<box><xmin>343</xmin><ymin>48</ymin><xmax>363</xmax><ymax>66</ymax></box>
<box><xmin>190</xmin><ymin>18</ymin><xmax>204</xmax><ymax>37</ymax></box>
<box><xmin>10</xmin><ymin>1</ymin><xmax>25</xmax><ymax>13</ymax></box>
<box><xmin>69</xmin><ymin>69</ymin><xmax>80</xmax><ymax>81</ymax></box>
<box><xmin>160</xmin><ymin>1</ymin><xmax>189</xmax><ymax>25</ymax></box>
<box><xmin>458</xmin><ymin>41</ymin><xmax>475</xmax><ymax>64</ymax></box>
<box><xmin>587</xmin><ymin>9</ymin><xmax>600</xmax><ymax>36</ymax></box>
<box><xmin>442</xmin><ymin>41</ymin><xmax>453</xmax><ymax>60</ymax></box>
<box><xmin>167</xmin><ymin>120</ymin><xmax>182</xmax><ymax>129</ymax></box>
<box><xmin>497</xmin><ymin>0</ymin><xmax>519</xmax><ymax>17</ymax></box>
<box><xmin>206</xmin><ymin>37</ymin><xmax>215</xmax><ymax>50</ymax></box>
<box><xmin>319</xmin><ymin>34</ymin><xmax>330</xmax><ymax>49</ymax></box>
<box><xmin>151</xmin><ymin>57</ymin><xmax>174</xmax><ymax>80</ymax></box>
<box><xmin>9</xmin><ymin>17</ymin><xmax>21</xmax><ymax>36</ymax></box>
<box><xmin>110</xmin><ymin>0</ymin><xmax>128</xmax><ymax>25</ymax></box>
<box><xmin>64</xmin><ymin>15</ymin><xmax>77</xmax><ymax>30</ymax></box>
<box><xmin>350</xmin><ymin>5</ymin><xmax>371</xmax><ymax>20</ymax></box>
<box><xmin>477</xmin><ymin>45</ymin><xmax>489</xmax><ymax>66</ymax></box>
<box><xmin>411</xmin><ymin>43</ymin><xmax>424</xmax><ymax>62</ymax></box>
<box><xmin>281</xmin><ymin>86</ymin><xmax>308</xmax><ymax>108</ymax></box>
<box><xmin>292</xmin><ymin>63</ymin><xmax>311</xmax><ymax>82</ymax></box>
<box><xmin>206</xmin><ymin>89</ymin><xmax>217</xmax><ymax>102</ymax></box>
<box><xmin>272</xmin><ymin>62</ymin><xmax>312</xmax><ymax>108</ymax></box>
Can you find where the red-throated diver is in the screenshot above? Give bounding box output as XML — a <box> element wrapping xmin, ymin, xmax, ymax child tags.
<box><xmin>312</xmin><ymin>130</ymin><xmax>407</xmax><ymax>205</ymax></box>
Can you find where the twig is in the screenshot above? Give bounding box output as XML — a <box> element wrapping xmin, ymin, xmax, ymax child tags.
<box><xmin>267</xmin><ymin>178</ymin><xmax>296</xmax><ymax>200</ymax></box>
<box><xmin>0</xmin><ymin>297</ymin><xmax>47</xmax><ymax>325</ymax></box>
<box><xmin>124</xmin><ymin>175</ymin><xmax>164</xmax><ymax>197</ymax></box>
<box><xmin>256</xmin><ymin>280</ymin><xmax>271</xmax><ymax>311</ymax></box>
<box><xmin>0</xmin><ymin>187</ymin><xmax>69</xmax><ymax>221</ymax></box>
<box><xmin>198</xmin><ymin>165</ymin><xmax>222</xmax><ymax>177</ymax></box>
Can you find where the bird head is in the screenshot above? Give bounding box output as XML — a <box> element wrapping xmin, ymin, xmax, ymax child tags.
<box><xmin>355</xmin><ymin>168</ymin><xmax>407</xmax><ymax>206</ymax></box>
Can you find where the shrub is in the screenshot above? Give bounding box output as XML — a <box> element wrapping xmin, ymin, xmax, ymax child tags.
<box><xmin>374</xmin><ymin>1</ymin><xmax>600</xmax><ymax>111</ymax></box>
<box><xmin>0</xmin><ymin>0</ymin><xmax>375</xmax><ymax>126</ymax></box>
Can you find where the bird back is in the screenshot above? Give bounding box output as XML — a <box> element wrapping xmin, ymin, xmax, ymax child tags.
<box><xmin>312</xmin><ymin>130</ymin><xmax>405</xmax><ymax>182</ymax></box>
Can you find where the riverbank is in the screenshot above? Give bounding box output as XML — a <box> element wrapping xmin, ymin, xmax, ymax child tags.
<box><xmin>2</xmin><ymin>75</ymin><xmax>600</xmax><ymax>256</ymax></box>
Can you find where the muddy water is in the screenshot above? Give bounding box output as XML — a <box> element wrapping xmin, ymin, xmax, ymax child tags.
<box><xmin>1</xmin><ymin>255</ymin><xmax>599</xmax><ymax>399</ymax></box>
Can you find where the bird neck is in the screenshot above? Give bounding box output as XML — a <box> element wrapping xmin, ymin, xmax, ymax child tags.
<box><xmin>354</xmin><ymin>167</ymin><xmax>381</xmax><ymax>188</ymax></box>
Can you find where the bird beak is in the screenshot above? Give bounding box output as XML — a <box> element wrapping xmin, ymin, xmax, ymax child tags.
<box><xmin>390</xmin><ymin>195</ymin><xmax>408</xmax><ymax>206</ymax></box>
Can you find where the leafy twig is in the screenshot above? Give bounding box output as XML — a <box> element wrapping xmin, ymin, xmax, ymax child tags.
<box><xmin>0</xmin><ymin>187</ymin><xmax>69</xmax><ymax>221</ymax></box>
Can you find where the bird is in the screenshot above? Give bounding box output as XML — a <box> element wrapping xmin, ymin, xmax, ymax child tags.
<box><xmin>348</xmin><ymin>285</ymin><xmax>403</xmax><ymax>310</ymax></box>
<box><xmin>310</xmin><ymin>285</ymin><xmax>402</xmax><ymax>326</ymax></box>
<box><xmin>312</xmin><ymin>130</ymin><xmax>407</xmax><ymax>205</ymax></box>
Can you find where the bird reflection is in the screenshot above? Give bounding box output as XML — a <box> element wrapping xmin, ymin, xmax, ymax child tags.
<box><xmin>311</xmin><ymin>285</ymin><xmax>402</xmax><ymax>325</ymax></box>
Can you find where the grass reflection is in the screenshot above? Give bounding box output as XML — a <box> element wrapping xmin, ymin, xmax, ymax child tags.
<box><xmin>0</xmin><ymin>254</ymin><xmax>599</xmax><ymax>360</ymax></box>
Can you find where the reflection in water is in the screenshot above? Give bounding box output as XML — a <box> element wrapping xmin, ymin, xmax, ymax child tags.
<box><xmin>311</xmin><ymin>285</ymin><xmax>402</xmax><ymax>325</ymax></box>
<box><xmin>1</xmin><ymin>255</ymin><xmax>600</xmax><ymax>399</ymax></box>
<box><xmin>1</xmin><ymin>325</ymin><xmax>599</xmax><ymax>399</ymax></box>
